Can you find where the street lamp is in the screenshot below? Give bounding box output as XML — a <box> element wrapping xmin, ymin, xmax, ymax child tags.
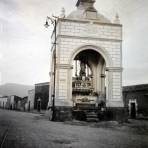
<box><xmin>44</xmin><ymin>15</ymin><xmax>58</xmax><ymax>121</ymax></box>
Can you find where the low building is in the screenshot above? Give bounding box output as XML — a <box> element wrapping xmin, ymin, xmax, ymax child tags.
<box><xmin>123</xmin><ymin>84</ymin><xmax>148</xmax><ymax>118</ymax></box>
<box><xmin>20</xmin><ymin>96</ymin><xmax>28</xmax><ymax>111</ymax></box>
<box><xmin>27</xmin><ymin>89</ymin><xmax>35</xmax><ymax>111</ymax></box>
<box><xmin>7</xmin><ymin>95</ymin><xmax>22</xmax><ymax>110</ymax></box>
<box><xmin>34</xmin><ymin>82</ymin><xmax>49</xmax><ymax>110</ymax></box>
<box><xmin>0</xmin><ymin>96</ymin><xmax>8</xmax><ymax>108</ymax></box>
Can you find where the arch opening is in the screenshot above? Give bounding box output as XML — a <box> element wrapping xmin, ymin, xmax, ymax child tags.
<box><xmin>72</xmin><ymin>49</ymin><xmax>107</xmax><ymax>111</ymax></box>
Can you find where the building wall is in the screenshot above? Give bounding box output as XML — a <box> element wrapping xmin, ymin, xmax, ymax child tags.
<box><xmin>0</xmin><ymin>97</ymin><xmax>8</xmax><ymax>108</ymax></box>
<box><xmin>7</xmin><ymin>96</ymin><xmax>14</xmax><ymax>109</ymax></box>
<box><xmin>6</xmin><ymin>95</ymin><xmax>22</xmax><ymax>110</ymax></box>
<box><xmin>35</xmin><ymin>82</ymin><xmax>49</xmax><ymax>110</ymax></box>
<box><xmin>59</xmin><ymin>21</ymin><xmax>121</xmax><ymax>67</ymax></box>
<box><xmin>123</xmin><ymin>85</ymin><xmax>148</xmax><ymax>116</ymax></box>
<box><xmin>49</xmin><ymin>19</ymin><xmax>123</xmax><ymax>108</ymax></box>
<box><xmin>27</xmin><ymin>89</ymin><xmax>35</xmax><ymax>110</ymax></box>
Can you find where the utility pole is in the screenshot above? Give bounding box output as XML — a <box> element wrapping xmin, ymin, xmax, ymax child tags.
<box><xmin>44</xmin><ymin>16</ymin><xmax>57</xmax><ymax>121</ymax></box>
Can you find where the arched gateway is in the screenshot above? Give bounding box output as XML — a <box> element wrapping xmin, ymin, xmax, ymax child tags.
<box><xmin>48</xmin><ymin>0</ymin><xmax>124</xmax><ymax>121</ymax></box>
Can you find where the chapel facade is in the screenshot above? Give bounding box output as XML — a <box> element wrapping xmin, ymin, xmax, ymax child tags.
<box><xmin>48</xmin><ymin>0</ymin><xmax>124</xmax><ymax>121</ymax></box>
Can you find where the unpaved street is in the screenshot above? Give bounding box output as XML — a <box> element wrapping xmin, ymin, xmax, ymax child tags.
<box><xmin>0</xmin><ymin>109</ymin><xmax>148</xmax><ymax>148</ymax></box>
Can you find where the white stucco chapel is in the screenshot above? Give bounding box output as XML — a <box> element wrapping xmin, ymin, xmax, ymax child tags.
<box><xmin>48</xmin><ymin>0</ymin><xmax>124</xmax><ymax>121</ymax></box>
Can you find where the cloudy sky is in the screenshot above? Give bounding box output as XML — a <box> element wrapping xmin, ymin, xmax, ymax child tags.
<box><xmin>0</xmin><ymin>0</ymin><xmax>148</xmax><ymax>86</ymax></box>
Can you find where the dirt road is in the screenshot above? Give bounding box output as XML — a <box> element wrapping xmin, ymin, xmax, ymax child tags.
<box><xmin>0</xmin><ymin>109</ymin><xmax>148</xmax><ymax>148</ymax></box>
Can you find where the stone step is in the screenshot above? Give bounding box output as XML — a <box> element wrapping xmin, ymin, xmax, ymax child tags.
<box><xmin>86</xmin><ymin>112</ymin><xmax>99</xmax><ymax>122</ymax></box>
<box><xmin>87</xmin><ymin>114</ymin><xmax>98</xmax><ymax>118</ymax></box>
<box><xmin>86</xmin><ymin>117</ymin><xmax>99</xmax><ymax>122</ymax></box>
<box><xmin>86</xmin><ymin>112</ymin><xmax>97</xmax><ymax>115</ymax></box>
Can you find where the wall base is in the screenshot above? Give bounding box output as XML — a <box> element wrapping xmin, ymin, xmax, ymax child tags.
<box><xmin>47</xmin><ymin>106</ymin><xmax>128</xmax><ymax>122</ymax></box>
<box><xmin>103</xmin><ymin>107</ymin><xmax>128</xmax><ymax>122</ymax></box>
<box><xmin>53</xmin><ymin>106</ymin><xmax>72</xmax><ymax>121</ymax></box>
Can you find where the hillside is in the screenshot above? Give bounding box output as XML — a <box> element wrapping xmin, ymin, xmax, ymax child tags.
<box><xmin>0</xmin><ymin>83</ymin><xmax>34</xmax><ymax>98</ymax></box>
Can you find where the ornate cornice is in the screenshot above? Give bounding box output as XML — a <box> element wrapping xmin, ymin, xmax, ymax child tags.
<box><xmin>105</xmin><ymin>67</ymin><xmax>123</xmax><ymax>72</ymax></box>
<box><xmin>58</xmin><ymin>18</ymin><xmax>122</xmax><ymax>27</ymax></box>
<box><xmin>57</xmin><ymin>35</ymin><xmax>122</xmax><ymax>42</ymax></box>
<box><xmin>56</xmin><ymin>64</ymin><xmax>73</xmax><ymax>69</ymax></box>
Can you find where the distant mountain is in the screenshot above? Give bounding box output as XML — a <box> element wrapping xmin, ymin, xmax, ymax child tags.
<box><xmin>0</xmin><ymin>83</ymin><xmax>34</xmax><ymax>98</ymax></box>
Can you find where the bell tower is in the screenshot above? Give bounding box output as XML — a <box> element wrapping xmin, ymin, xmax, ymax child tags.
<box><xmin>48</xmin><ymin>0</ymin><xmax>124</xmax><ymax>121</ymax></box>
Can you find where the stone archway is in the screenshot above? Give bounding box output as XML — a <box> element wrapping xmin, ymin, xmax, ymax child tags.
<box><xmin>68</xmin><ymin>45</ymin><xmax>113</xmax><ymax>110</ymax></box>
<box><xmin>69</xmin><ymin>45</ymin><xmax>113</xmax><ymax>67</ymax></box>
<box><xmin>47</xmin><ymin>0</ymin><xmax>124</xmax><ymax>121</ymax></box>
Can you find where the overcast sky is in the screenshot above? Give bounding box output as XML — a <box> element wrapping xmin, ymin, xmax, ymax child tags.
<box><xmin>0</xmin><ymin>0</ymin><xmax>148</xmax><ymax>86</ymax></box>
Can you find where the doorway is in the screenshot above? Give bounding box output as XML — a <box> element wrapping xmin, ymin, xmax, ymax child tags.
<box><xmin>130</xmin><ymin>102</ymin><xmax>136</xmax><ymax>119</ymax></box>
